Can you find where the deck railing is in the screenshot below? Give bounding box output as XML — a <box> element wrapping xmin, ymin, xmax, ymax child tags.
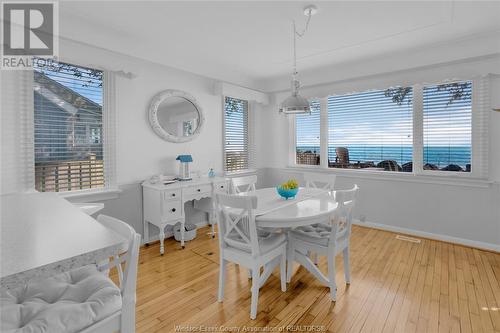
<box><xmin>35</xmin><ymin>155</ymin><xmax>104</xmax><ymax>192</ymax></box>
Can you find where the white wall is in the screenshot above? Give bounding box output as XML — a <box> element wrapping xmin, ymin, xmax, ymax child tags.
<box><xmin>257</xmin><ymin>56</ymin><xmax>500</xmax><ymax>250</ymax></box>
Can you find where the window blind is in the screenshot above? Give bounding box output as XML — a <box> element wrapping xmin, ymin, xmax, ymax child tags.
<box><xmin>423</xmin><ymin>81</ymin><xmax>472</xmax><ymax>172</ymax></box>
<box><xmin>33</xmin><ymin>60</ymin><xmax>105</xmax><ymax>192</ymax></box>
<box><xmin>296</xmin><ymin>100</ymin><xmax>320</xmax><ymax>165</ymax></box>
<box><xmin>224</xmin><ymin>96</ymin><xmax>249</xmax><ymax>172</ymax></box>
<box><xmin>328</xmin><ymin>88</ymin><xmax>413</xmax><ymax>171</ymax></box>
<box><xmin>1</xmin><ymin>70</ymin><xmax>34</xmax><ymax>194</ymax></box>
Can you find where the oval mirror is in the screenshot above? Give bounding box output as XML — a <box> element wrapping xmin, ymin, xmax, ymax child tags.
<box><xmin>148</xmin><ymin>90</ymin><xmax>205</xmax><ymax>142</ymax></box>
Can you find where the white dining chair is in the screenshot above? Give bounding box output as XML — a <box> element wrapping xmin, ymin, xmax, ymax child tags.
<box><xmin>287</xmin><ymin>185</ymin><xmax>359</xmax><ymax>301</ymax></box>
<box><xmin>88</xmin><ymin>214</ymin><xmax>141</xmax><ymax>333</ymax></box>
<box><xmin>230</xmin><ymin>174</ymin><xmax>273</xmax><ymax>278</ymax></box>
<box><xmin>195</xmin><ymin>175</ymin><xmax>258</xmax><ymax>238</ymax></box>
<box><xmin>304</xmin><ymin>172</ymin><xmax>336</xmax><ymax>191</ymax></box>
<box><xmin>216</xmin><ymin>193</ymin><xmax>287</xmax><ymax>320</ymax></box>
<box><xmin>230</xmin><ymin>175</ymin><xmax>257</xmax><ymax>194</ymax></box>
<box><xmin>0</xmin><ymin>215</ymin><xmax>141</xmax><ymax>333</ymax></box>
<box><xmin>303</xmin><ymin>172</ymin><xmax>336</xmax><ymax>264</ymax></box>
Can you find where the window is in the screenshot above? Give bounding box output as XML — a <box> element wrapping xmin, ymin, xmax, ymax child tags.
<box><xmin>224</xmin><ymin>96</ymin><xmax>249</xmax><ymax>172</ymax></box>
<box><xmin>33</xmin><ymin>60</ymin><xmax>105</xmax><ymax>192</ymax></box>
<box><xmin>291</xmin><ymin>78</ymin><xmax>487</xmax><ymax>178</ymax></box>
<box><xmin>423</xmin><ymin>81</ymin><xmax>472</xmax><ymax>172</ymax></box>
<box><xmin>296</xmin><ymin>100</ymin><xmax>320</xmax><ymax>165</ymax></box>
<box><xmin>328</xmin><ymin>88</ymin><xmax>413</xmax><ymax>171</ymax></box>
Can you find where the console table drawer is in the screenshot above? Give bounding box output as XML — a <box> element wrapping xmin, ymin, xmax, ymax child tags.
<box><xmin>162</xmin><ymin>200</ymin><xmax>182</xmax><ymax>220</ymax></box>
<box><xmin>184</xmin><ymin>184</ymin><xmax>212</xmax><ymax>196</ymax></box>
<box><xmin>163</xmin><ymin>189</ymin><xmax>181</xmax><ymax>200</ymax></box>
<box><xmin>215</xmin><ymin>182</ymin><xmax>228</xmax><ymax>193</ymax></box>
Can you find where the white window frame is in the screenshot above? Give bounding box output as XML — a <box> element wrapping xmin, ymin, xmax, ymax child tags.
<box><xmin>31</xmin><ymin>59</ymin><xmax>118</xmax><ymax>200</ymax></box>
<box><xmin>289</xmin><ymin>77</ymin><xmax>489</xmax><ymax>181</ymax></box>
<box><xmin>413</xmin><ymin>78</ymin><xmax>488</xmax><ymax>179</ymax></box>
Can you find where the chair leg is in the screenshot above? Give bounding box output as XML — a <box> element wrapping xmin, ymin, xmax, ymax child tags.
<box><xmin>287</xmin><ymin>235</ymin><xmax>294</xmax><ymax>283</ymax></box>
<box><xmin>327</xmin><ymin>253</ymin><xmax>337</xmax><ymax>301</ymax></box>
<box><xmin>247</xmin><ymin>269</ymin><xmax>252</xmax><ymax>279</ymax></box>
<box><xmin>218</xmin><ymin>258</ymin><xmax>226</xmax><ymax>302</ymax></box>
<box><xmin>280</xmin><ymin>251</ymin><xmax>287</xmax><ymax>292</ymax></box>
<box><xmin>120</xmin><ymin>299</ymin><xmax>135</xmax><ymax>333</ymax></box>
<box><xmin>343</xmin><ymin>247</ymin><xmax>351</xmax><ymax>284</ymax></box>
<box><xmin>210</xmin><ymin>212</ymin><xmax>216</xmax><ymax>238</ymax></box>
<box><xmin>250</xmin><ymin>267</ymin><xmax>260</xmax><ymax>319</ymax></box>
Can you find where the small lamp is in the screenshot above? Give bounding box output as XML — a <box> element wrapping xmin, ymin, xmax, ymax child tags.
<box><xmin>176</xmin><ymin>155</ymin><xmax>193</xmax><ymax>181</ymax></box>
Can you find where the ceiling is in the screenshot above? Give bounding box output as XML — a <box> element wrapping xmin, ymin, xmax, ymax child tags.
<box><xmin>59</xmin><ymin>1</ymin><xmax>500</xmax><ymax>91</ymax></box>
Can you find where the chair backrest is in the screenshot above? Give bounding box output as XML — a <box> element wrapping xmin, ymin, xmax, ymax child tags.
<box><xmin>96</xmin><ymin>215</ymin><xmax>141</xmax><ymax>300</ymax></box>
<box><xmin>216</xmin><ymin>193</ymin><xmax>260</xmax><ymax>257</ymax></box>
<box><xmin>304</xmin><ymin>173</ymin><xmax>336</xmax><ymax>191</ymax></box>
<box><xmin>336</xmin><ymin>147</ymin><xmax>349</xmax><ymax>164</ymax></box>
<box><xmin>230</xmin><ymin>175</ymin><xmax>257</xmax><ymax>194</ymax></box>
<box><xmin>329</xmin><ymin>185</ymin><xmax>359</xmax><ymax>246</ymax></box>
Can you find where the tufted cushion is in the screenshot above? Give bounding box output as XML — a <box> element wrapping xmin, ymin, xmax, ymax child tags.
<box><xmin>0</xmin><ymin>265</ymin><xmax>122</xmax><ymax>333</ymax></box>
<box><xmin>291</xmin><ymin>222</ymin><xmax>347</xmax><ymax>247</ymax></box>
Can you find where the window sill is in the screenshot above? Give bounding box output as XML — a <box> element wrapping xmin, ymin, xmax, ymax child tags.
<box><xmin>284</xmin><ymin>165</ymin><xmax>493</xmax><ymax>188</ymax></box>
<box><xmin>224</xmin><ymin>169</ymin><xmax>258</xmax><ymax>177</ymax></box>
<box><xmin>57</xmin><ymin>188</ymin><xmax>122</xmax><ymax>202</ymax></box>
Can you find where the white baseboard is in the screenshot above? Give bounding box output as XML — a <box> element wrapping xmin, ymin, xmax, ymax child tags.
<box><xmin>142</xmin><ymin>220</ymin><xmax>211</xmax><ymax>245</ymax></box>
<box><xmin>353</xmin><ymin>219</ymin><xmax>499</xmax><ymax>253</ymax></box>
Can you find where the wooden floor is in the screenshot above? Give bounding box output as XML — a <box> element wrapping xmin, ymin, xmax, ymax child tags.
<box><xmin>132</xmin><ymin>226</ymin><xmax>500</xmax><ymax>332</ymax></box>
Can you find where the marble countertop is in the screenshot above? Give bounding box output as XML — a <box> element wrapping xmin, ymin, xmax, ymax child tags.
<box><xmin>0</xmin><ymin>193</ymin><xmax>126</xmax><ymax>289</ymax></box>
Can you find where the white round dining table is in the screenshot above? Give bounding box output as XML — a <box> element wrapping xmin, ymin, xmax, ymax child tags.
<box><xmin>239</xmin><ymin>187</ymin><xmax>339</xmax><ymax>228</ymax></box>
<box><xmin>235</xmin><ymin>187</ymin><xmax>340</xmax><ymax>286</ymax></box>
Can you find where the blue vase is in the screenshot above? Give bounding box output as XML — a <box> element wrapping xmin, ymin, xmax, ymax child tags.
<box><xmin>208</xmin><ymin>168</ymin><xmax>215</xmax><ymax>178</ymax></box>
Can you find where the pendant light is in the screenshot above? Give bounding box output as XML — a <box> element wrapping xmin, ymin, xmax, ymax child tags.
<box><xmin>279</xmin><ymin>5</ymin><xmax>317</xmax><ymax>115</ymax></box>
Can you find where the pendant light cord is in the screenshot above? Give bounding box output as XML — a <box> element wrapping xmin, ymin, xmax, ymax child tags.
<box><xmin>292</xmin><ymin>20</ymin><xmax>297</xmax><ymax>77</ymax></box>
<box><xmin>295</xmin><ymin>8</ymin><xmax>313</xmax><ymax>38</ymax></box>
<box><xmin>292</xmin><ymin>8</ymin><xmax>313</xmax><ymax>92</ymax></box>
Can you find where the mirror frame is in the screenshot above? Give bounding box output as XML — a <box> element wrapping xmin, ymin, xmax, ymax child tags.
<box><xmin>148</xmin><ymin>89</ymin><xmax>205</xmax><ymax>143</ymax></box>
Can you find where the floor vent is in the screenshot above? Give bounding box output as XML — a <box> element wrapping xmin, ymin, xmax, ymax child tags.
<box><xmin>396</xmin><ymin>235</ymin><xmax>422</xmax><ymax>243</ymax></box>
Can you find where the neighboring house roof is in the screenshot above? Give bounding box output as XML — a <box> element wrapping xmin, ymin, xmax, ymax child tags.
<box><xmin>33</xmin><ymin>71</ymin><xmax>102</xmax><ymax>116</ymax></box>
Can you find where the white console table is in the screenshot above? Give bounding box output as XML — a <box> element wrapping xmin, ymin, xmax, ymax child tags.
<box><xmin>142</xmin><ymin>177</ymin><xmax>228</xmax><ymax>255</ymax></box>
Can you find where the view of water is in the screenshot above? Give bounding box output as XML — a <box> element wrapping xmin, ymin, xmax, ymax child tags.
<box><xmin>297</xmin><ymin>145</ymin><xmax>471</xmax><ymax>169</ymax></box>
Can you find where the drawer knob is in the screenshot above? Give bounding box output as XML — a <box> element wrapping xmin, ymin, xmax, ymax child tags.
<box><xmin>220</xmin><ymin>185</ymin><xmax>224</xmax><ymax>188</ymax></box>
<box><xmin>197</xmin><ymin>189</ymin><xmax>201</xmax><ymax>192</ymax></box>
<box><xmin>171</xmin><ymin>208</ymin><xmax>176</xmax><ymax>212</ymax></box>
<box><xmin>172</xmin><ymin>193</ymin><xmax>176</xmax><ymax>197</ymax></box>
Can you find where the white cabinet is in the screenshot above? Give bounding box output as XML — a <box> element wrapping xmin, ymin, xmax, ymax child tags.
<box><xmin>142</xmin><ymin>177</ymin><xmax>228</xmax><ymax>255</ymax></box>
